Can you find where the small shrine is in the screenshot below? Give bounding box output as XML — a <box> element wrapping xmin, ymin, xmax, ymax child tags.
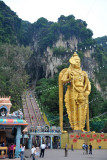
<box><xmin>0</xmin><ymin>96</ymin><xmax>28</xmax><ymax>158</ymax></box>
<box><xmin>0</xmin><ymin>96</ymin><xmax>12</xmax><ymax>116</ymax></box>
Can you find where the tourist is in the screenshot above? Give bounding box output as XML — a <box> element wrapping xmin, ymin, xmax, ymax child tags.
<box><xmin>65</xmin><ymin>143</ymin><xmax>68</xmax><ymax>157</ymax></box>
<box><xmin>89</xmin><ymin>143</ymin><xmax>92</xmax><ymax>154</ymax></box>
<box><xmin>85</xmin><ymin>143</ymin><xmax>88</xmax><ymax>154</ymax></box>
<box><xmin>34</xmin><ymin>145</ymin><xmax>40</xmax><ymax>160</ymax></box>
<box><xmin>48</xmin><ymin>142</ymin><xmax>50</xmax><ymax>149</ymax></box>
<box><xmin>71</xmin><ymin>144</ymin><xmax>73</xmax><ymax>151</ymax></box>
<box><xmin>40</xmin><ymin>142</ymin><xmax>46</xmax><ymax>158</ymax></box>
<box><xmin>7</xmin><ymin>144</ymin><xmax>11</xmax><ymax>158</ymax></box>
<box><xmin>20</xmin><ymin>144</ymin><xmax>25</xmax><ymax>160</ymax></box>
<box><xmin>82</xmin><ymin>143</ymin><xmax>86</xmax><ymax>155</ymax></box>
<box><xmin>58</xmin><ymin>141</ymin><xmax>60</xmax><ymax>149</ymax></box>
<box><xmin>10</xmin><ymin>143</ymin><xmax>14</xmax><ymax>158</ymax></box>
<box><xmin>31</xmin><ymin>145</ymin><xmax>36</xmax><ymax>160</ymax></box>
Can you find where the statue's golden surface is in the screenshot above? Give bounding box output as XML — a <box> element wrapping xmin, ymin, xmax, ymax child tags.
<box><xmin>59</xmin><ymin>52</ymin><xmax>91</xmax><ymax>132</ymax></box>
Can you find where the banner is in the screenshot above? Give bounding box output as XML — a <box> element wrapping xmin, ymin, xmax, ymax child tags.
<box><xmin>76</xmin><ymin>135</ymin><xmax>80</xmax><ymax>138</ymax></box>
<box><xmin>97</xmin><ymin>139</ymin><xmax>101</xmax><ymax>143</ymax></box>
<box><xmin>86</xmin><ymin>135</ymin><xmax>91</xmax><ymax>138</ymax></box>
<box><xmin>81</xmin><ymin>134</ymin><xmax>85</xmax><ymax>137</ymax></box>
<box><xmin>100</xmin><ymin>134</ymin><xmax>104</xmax><ymax>138</ymax></box>
<box><xmin>73</xmin><ymin>139</ymin><xmax>78</xmax><ymax>142</ymax></box>
<box><xmin>70</xmin><ymin>135</ymin><xmax>74</xmax><ymax>138</ymax></box>
<box><xmin>92</xmin><ymin>134</ymin><xmax>97</xmax><ymax>138</ymax></box>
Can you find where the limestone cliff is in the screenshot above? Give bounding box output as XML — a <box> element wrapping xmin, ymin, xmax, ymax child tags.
<box><xmin>27</xmin><ymin>35</ymin><xmax>102</xmax><ymax>92</ymax></box>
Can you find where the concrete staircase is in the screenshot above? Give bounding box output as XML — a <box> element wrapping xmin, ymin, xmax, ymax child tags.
<box><xmin>22</xmin><ymin>90</ymin><xmax>45</xmax><ymax>129</ymax></box>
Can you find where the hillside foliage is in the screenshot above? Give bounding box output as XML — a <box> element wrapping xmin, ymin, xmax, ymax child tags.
<box><xmin>0</xmin><ymin>1</ymin><xmax>94</xmax><ymax>49</ymax></box>
<box><xmin>95</xmin><ymin>36</ymin><xmax>107</xmax><ymax>52</ymax></box>
<box><xmin>0</xmin><ymin>43</ymin><xmax>32</xmax><ymax>112</ymax></box>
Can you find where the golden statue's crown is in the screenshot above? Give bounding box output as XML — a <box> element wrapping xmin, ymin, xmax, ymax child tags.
<box><xmin>73</xmin><ymin>52</ymin><xmax>78</xmax><ymax>57</ymax></box>
<box><xmin>69</xmin><ymin>52</ymin><xmax>80</xmax><ymax>64</ymax></box>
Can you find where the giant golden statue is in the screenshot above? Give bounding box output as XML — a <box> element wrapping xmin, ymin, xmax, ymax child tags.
<box><xmin>59</xmin><ymin>52</ymin><xmax>91</xmax><ymax>132</ymax></box>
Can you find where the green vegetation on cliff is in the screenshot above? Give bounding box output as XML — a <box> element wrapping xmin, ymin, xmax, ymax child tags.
<box><xmin>91</xmin><ymin>41</ymin><xmax>107</xmax><ymax>91</ymax></box>
<box><xmin>95</xmin><ymin>36</ymin><xmax>107</xmax><ymax>52</ymax></box>
<box><xmin>0</xmin><ymin>1</ymin><xmax>94</xmax><ymax>49</ymax></box>
<box><xmin>0</xmin><ymin>1</ymin><xmax>21</xmax><ymax>44</ymax></box>
<box><xmin>0</xmin><ymin>43</ymin><xmax>32</xmax><ymax>112</ymax></box>
<box><xmin>32</xmin><ymin>15</ymin><xmax>94</xmax><ymax>52</ymax></box>
<box><xmin>0</xmin><ymin>1</ymin><xmax>32</xmax><ymax>45</ymax></box>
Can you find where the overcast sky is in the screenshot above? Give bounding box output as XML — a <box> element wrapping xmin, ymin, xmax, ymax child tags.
<box><xmin>2</xmin><ymin>0</ymin><xmax>107</xmax><ymax>38</ymax></box>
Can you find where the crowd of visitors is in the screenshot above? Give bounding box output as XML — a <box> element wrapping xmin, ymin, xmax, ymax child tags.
<box><xmin>0</xmin><ymin>141</ymin><xmax>93</xmax><ymax>159</ymax></box>
<box><xmin>82</xmin><ymin>143</ymin><xmax>92</xmax><ymax>155</ymax></box>
<box><xmin>63</xmin><ymin>143</ymin><xmax>93</xmax><ymax>158</ymax></box>
<box><xmin>30</xmin><ymin>141</ymin><xmax>46</xmax><ymax>160</ymax></box>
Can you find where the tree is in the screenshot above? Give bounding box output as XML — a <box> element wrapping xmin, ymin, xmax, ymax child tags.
<box><xmin>0</xmin><ymin>43</ymin><xmax>33</xmax><ymax>112</ymax></box>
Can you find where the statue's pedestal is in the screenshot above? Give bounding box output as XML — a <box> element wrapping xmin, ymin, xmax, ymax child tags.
<box><xmin>72</xmin><ymin>130</ymin><xmax>91</xmax><ymax>133</ymax></box>
<box><xmin>61</xmin><ymin>132</ymin><xmax>107</xmax><ymax>149</ymax></box>
<box><xmin>69</xmin><ymin>130</ymin><xmax>91</xmax><ymax>134</ymax></box>
<box><xmin>72</xmin><ymin>130</ymin><xmax>82</xmax><ymax>133</ymax></box>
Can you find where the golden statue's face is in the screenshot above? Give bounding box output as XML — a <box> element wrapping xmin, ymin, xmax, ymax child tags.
<box><xmin>74</xmin><ymin>57</ymin><xmax>80</xmax><ymax>69</ymax></box>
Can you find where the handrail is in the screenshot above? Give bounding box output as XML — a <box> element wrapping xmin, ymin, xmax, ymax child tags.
<box><xmin>42</xmin><ymin>112</ymin><xmax>50</xmax><ymax>126</ymax></box>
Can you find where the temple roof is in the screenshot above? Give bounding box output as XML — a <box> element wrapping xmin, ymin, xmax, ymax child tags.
<box><xmin>0</xmin><ymin>96</ymin><xmax>11</xmax><ymax>103</ymax></box>
<box><xmin>0</xmin><ymin>118</ymin><xmax>28</xmax><ymax>126</ymax></box>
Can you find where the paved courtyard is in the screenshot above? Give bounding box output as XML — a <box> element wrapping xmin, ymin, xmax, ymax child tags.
<box><xmin>5</xmin><ymin>149</ymin><xmax>107</xmax><ymax>160</ymax></box>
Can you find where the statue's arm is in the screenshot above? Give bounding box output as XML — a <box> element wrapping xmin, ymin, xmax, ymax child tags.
<box><xmin>61</xmin><ymin>70</ymin><xmax>72</xmax><ymax>84</ymax></box>
<box><xmin>87</xmin><ymin>79</ymin><xmax>91</xmax><ymax>94</ymax></box>
<box><xmin>84</xmin><ymin>72</ymin><xmax>91</xmax><ymax>96</ymax></box>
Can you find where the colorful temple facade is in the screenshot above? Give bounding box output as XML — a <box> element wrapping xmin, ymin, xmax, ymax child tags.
<box><xmin>0</xmin><ymin>96</ymin><xmax>28</xmax><ymax>158</ymax></box>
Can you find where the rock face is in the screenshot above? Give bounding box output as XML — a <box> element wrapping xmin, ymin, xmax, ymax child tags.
<box><xmin>31</xmin><ymin>35</ymin><xmax>79</xmax><ymax>77</ymax></box>
<box><xmin>53</xmin><ymin>34</ymin><xmax>79</xmax><ymax>50</ymax></box>
<box><xmin>44</xmin><ymin>47</ymin><xmax>62</xmax><ymax>78</ymax></box>
<box><xmin>28</xmin><ymin>35</ymin><xmax>101</xmax><ymax>91</ymax></box>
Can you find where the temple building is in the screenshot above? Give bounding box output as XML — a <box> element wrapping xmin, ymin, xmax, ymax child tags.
<box><xmin>0</xmin><ymin>96</ymin><xmax>28</xmax><ymax>158</ymax></box>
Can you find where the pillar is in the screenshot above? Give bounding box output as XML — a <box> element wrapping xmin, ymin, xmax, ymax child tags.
<box><xmin>50</xmin><ymin>135</ymin><xmax>53</xmax><ymax>149</ymax></box>
<box><xmin>28</xmin><ymin>134</ymin><xmax>32</xmax><ymax>149</ymax></box>
<box><xmin>22</xmin><ymin>133</ymin><xmax>24</xmax><ymax>144</ymax></box>
<box><xmin>15</xmin><ymin>126</ymin><xmax>21</xmax><ymax>158</ymax></box>
<box><xmin>59</xmin><ymin>136</ymin><xmax>61</xmax><ymax>148</ymax></box>
<box><xmin>40</xmin><ymin>136</ymin><xmax>43</xmax><ymax>146</ymax></box>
